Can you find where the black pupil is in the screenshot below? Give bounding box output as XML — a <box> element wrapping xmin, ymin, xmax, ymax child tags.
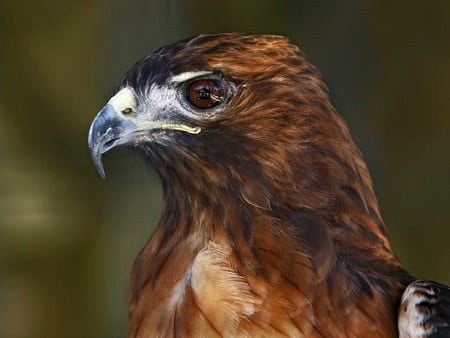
<box><xmin>198</xmin><ymin>86</ymin><xmax>210</xmax><ymax>99</ymax></box>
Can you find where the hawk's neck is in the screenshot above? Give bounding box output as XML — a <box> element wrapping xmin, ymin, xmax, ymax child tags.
<box><xmin>127</xmin><ymin>184</ymin><xmax>411</xmax><ymax>338</ymax></box>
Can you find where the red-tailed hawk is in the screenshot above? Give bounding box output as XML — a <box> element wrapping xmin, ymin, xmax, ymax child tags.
<box><xmin>88</xmin><ymin>34</ymin><xmax>450</xmax><ymax>337</ymax></box>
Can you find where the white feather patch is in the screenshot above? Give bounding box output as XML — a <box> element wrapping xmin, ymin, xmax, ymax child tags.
<box><xmin>190</xmin><ymin>241</ymin><xmax>255</xmax><ymax>336</ymax></box>
<box><xmin>398</xmin><ymin>281</ymin><xmax>438</xmax><ymax>338</ymax></box>
<box><xmin>170</xmin><ymin>71</ymin><xmax>213</xmax><ymax>84</ymax></box>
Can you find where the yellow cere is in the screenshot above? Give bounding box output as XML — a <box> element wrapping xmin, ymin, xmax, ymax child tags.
<box><xmin>108</xmin><ymin>87</ymin><xmax>137</xmax><ymax>114</ymax></box>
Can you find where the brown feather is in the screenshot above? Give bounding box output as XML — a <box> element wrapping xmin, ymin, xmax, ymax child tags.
<box><xmin>105</xmin><ymin>34</ymin><xmax>416</xmax><ymax>337</ymax></box>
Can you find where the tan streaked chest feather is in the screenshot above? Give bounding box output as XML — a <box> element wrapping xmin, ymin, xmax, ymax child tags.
<box><xmin>129</xmin><ymin>236</ymin><xmax>399</xmax><ymax>338</ymax></box>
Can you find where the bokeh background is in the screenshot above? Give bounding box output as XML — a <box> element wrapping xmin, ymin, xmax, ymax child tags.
<box><xmin>1</xmin><ymin>1</ymin><xmax>449</xmax><ymax>337</ymax></box>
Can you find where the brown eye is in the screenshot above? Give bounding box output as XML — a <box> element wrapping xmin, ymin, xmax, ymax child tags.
<box><xmin>187</xmin><ymin>79</ymin><xmax>225</xmax><ymax>109</ymax></box>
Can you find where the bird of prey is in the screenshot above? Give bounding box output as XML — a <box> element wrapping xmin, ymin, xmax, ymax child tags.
<box><xmin>88</xmin><ymin>34</ymin><xmax>450</xmax><ymax>337</ymax></box>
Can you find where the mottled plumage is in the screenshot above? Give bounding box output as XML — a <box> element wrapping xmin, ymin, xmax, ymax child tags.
<box><xmin>88</xmin><ymin>33</ymin><xmax>450</xmax><ymax>337</ymax></box>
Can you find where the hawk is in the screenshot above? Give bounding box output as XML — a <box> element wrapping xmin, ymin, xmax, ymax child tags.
<box><xmin>88</xmin><ymin>34</ymin><xmax>450</xmax><ymax>337</ymax></box>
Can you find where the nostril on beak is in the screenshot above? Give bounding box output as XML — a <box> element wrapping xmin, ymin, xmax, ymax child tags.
<box><xmin>121</xmin><ymin>108</ymin><xmax>133</xmax><ymax>115</ymax></box>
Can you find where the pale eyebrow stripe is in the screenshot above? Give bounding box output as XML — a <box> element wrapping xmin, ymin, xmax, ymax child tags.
<box><xmin>170</xmin><ymin>71</ymin><xmax>213</xmax><ymax>83</ymax></box>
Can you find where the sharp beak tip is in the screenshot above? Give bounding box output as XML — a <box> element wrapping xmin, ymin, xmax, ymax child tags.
<box><xmin>95</xmin><ymin>162</ymin><xmax>106</xmax><ymax>179</ymax></box>
<box><xmin>89</xmin><ymin>145</ymin><xmax>106</xmax><ymax>179</ymax></box>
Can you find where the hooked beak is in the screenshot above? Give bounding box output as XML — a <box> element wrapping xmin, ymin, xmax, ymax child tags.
<box><xmin>88</xmin><ymin>87</ymin><xmax>201</xmax><ymax>178</ymax></box>
<box><xmin>88</xmin><ymin>103</ymin><xmax>138</xmax><ymax>178</ymax></box>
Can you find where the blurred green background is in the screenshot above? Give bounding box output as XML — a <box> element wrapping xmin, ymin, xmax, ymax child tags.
<box><xmin>1</xmin><ymin>1</ymin><xmax>449</xmax><ymax>337</ymax></box>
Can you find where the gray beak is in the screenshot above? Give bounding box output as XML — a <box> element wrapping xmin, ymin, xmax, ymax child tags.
<box><xmin>88</xmin><ymin>104</ymin><xmax>138</xmax><ymax>178</ymax></box>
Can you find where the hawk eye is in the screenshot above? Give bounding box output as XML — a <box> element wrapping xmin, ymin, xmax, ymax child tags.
<box><xmin>187</xmin><ymin>79</ymin><xmax>225</xmax><ymax>109</ymax></box>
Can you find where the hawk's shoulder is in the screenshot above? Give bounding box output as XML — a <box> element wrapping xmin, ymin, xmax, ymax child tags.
<box><xmin>398</xmin><ymin>280</ymin><xmax>450</xmax><ymax>337</ymax></box>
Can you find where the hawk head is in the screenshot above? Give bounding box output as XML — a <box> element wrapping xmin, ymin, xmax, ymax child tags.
<box><xmin>88</xmin><ymin>34</ymin><xmax>415</xmax><ymax>337</ymax></box>
<box><xmin>89</xmin><ymin>34</ymin><xmax>379</xmax><ymax>217</ymax></box>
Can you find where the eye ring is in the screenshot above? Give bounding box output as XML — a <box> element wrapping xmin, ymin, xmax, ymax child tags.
<box><xmin>186</xmin><ymin>78</ymin><xmax>226</xmax><ymax>109</ymax></box>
